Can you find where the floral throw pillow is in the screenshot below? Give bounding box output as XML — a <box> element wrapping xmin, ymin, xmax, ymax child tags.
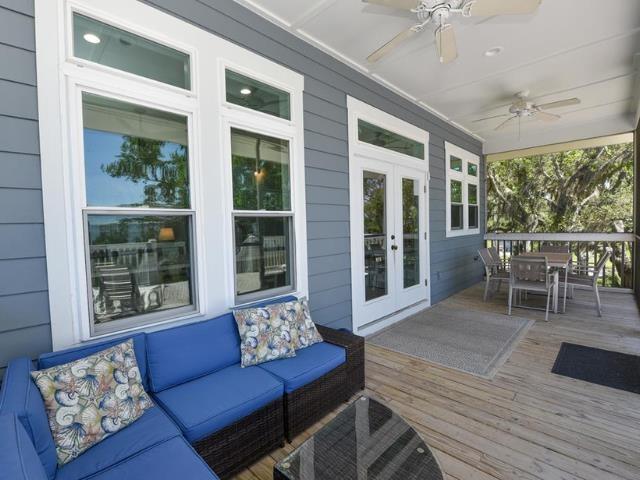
<box><xmin>287</xmin><ymin>298</ymin><xmax>323</xmax><ymax>350</ymax></box>
<box><xmin>233</xmin><ymin>304</ymin><xmax>297</xmax><ymax>367</ymax></box>
<box><xmin>30</xmin><ymin>339</ymin><xmax>153</xmax><ymax>466</ymax></box>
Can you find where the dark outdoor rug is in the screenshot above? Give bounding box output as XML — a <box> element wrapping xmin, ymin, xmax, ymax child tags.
<box><xmin>551</xmin><ymin>342</ymin><xmax>640</xmax><ymax>394</ymax></box>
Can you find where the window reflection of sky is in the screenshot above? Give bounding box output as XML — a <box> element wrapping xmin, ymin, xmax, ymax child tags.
<box><xmin>84</xmin><ymin>128</ymin><xmax>185</xmax><ymax>207</ymax></box>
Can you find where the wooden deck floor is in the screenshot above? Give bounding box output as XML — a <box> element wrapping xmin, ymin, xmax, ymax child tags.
<box><xmin>235</xmin><ymin>284</ymin><xmax>640</xmax><ymax>480</ymax></box>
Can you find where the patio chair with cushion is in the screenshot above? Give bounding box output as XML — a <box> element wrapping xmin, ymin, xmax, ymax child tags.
<box><xmin>562</xmin><ymin>249</ymin><xmax>611</xmax><ymax>316</ymax></box>
<box><xmin>509</xmin><ymin>255</ymin><xmax>557</xmax><ymax>322</ymax></box>
<box><xmin>479</xmin><ymin>248</ymin><xmax>510</xmax><ymax>301</ymax></box>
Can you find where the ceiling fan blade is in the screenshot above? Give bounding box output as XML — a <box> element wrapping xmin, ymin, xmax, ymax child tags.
<box><xmin>362</xmin><ymin>0</ymin><xmax>421</xmax><ymax>11</ymax></box>
<box><xmin>473</xmin><ymin>113</ymin><xmax>510</xmax><ymax>123</ymax></box>
<box><xmin>467</xmin><ymin>0</ymin><xmax>541</xmax><ymax>16</ymax></box>
<box><xmin>367</xmin><ymin>26</ymin><xmax>417</xmax><ymax>62</ymax></box>
<box><xmin>535</xmin><ymin>98</ymin><xmax>581</xmax><ymax>110</ymax></box>
<box><xmin>495</xmin><ymin>116</ymin><xmax>517</xmax><ymax>131</ymax></box>
<box><xmin>435</xmin><ymin>24</ymin><xmax>457</xmax><ymax>64</ymax></box>
<box><xmin>536</xmin><ymin>111</ymin><xmax>561</xmax><ymax>122</ymax></box>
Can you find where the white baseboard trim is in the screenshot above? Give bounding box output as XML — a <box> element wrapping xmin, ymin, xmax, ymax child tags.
<box><xmin>356</xmin><ymin>300</ymin><xmax>430</xmax><ymax>337</ymax></box>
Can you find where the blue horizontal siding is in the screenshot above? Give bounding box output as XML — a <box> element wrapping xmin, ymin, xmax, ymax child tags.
<box><xmin>0</xmin><ymin>0</ymin><xmax>51</xmax><ymax>376</ymax></box>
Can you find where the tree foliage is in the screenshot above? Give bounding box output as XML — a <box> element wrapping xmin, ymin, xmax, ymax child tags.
<box><xmin>487</xmin><ymin>142</ymin><xmax>633</xmax><ymax>233</ymax></box>
<box><xmin>102</xmin><ymin>136</ymin><xmax>189</xmax><ymax>208</ymax></box>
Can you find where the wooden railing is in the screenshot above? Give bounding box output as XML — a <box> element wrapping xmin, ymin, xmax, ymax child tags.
<box><xmin>484</xmin><ymin>233</ymin><xmax>635</xmax><ymax>289</ymax></box>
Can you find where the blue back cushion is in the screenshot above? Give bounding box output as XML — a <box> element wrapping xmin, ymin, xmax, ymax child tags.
<box><xmin>0</xmin><ymin>414</ymin><xmax>48</xmax><ymax>480</ymax></box>
<box><xmin>146</xmin><ymin>313</ymin><xmax>241</xmax><ymax>392</ymax></box>
<box><xmin>0</xmin><ymin>358</ymin><xmax>57</xmax><ymax>480</ymax></box>
<box><xmin>37</xmin><ymin>333</ymin><xmax>148</xmax><ymax>389</ymax></box>
<box><xmin>146</xmin><ymin>296</ymin><xmax>298</xmax><ymax>393</ymax></box>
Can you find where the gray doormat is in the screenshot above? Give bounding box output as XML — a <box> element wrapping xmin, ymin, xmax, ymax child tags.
<box><xmin>368</xmin><ymin>304</ymin><xmax>534</xmax><ymax>379</ymax></box>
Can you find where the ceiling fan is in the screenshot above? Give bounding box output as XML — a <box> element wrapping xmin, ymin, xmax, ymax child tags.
<box><xmin>364</xmin><ymin>0</ymin><xmax>542</xmax><ymax>64</ymax></box>
<box><xmin>474</xmin><ymin>91</ymin><xmax>581</xmax><ymax>132</ymax></box>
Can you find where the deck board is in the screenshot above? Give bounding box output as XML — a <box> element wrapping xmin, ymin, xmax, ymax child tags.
<box><xmin>234</xmin><ymin>284</ymin><xmax>640</xmax><ymax>480</ymax></box>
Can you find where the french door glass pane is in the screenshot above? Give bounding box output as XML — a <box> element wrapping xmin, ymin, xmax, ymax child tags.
<box><xmin>451</xmin><ymin>204</ymin><xmax>463</xmax><ymax>230</ymax></box>
<box><xmin>358</xmin><ymin>120</ymin><xmax>424</xmax><ymax>159</ymax></box>
<box><xmin>225</xmin><ymin>70</ymin><xmax>291</xmax><ymax>120</ymax></box>
<box><xmin>83</xmin><ymin>93</ymin><xmax>190</xmax><ymax>208</ymax></box>
<box><xmin>468</xmin><ymin>162</ymin><xmax>478</xmax><ymax>176</ymax></box>
<box><xmin>87</xmin><ymin>214</ymin><xmax>194</xmax><ymax>325</ymax></box>
<box><xmin>234</xmin><ymin>216</ymin><xmax>292</xmax><ymax>296</ymax></box>
<box><xmin>231</xmin><ymin>129</ymin><xmax>291</xmax><ymax>211</ymax></box>
<box><xmin>469</xmin><ymin>205</ymin><xmax>479</xmax><ymax>229</ymax></box>
<box><xmin>73</xmin><ymin>14</ymin><xmax>191</xmax><ymax>89</ymax></box>
<box><xmin>450</xmin><ymin>155</ymin><xmax>463</xmax><ymax>172</ymax></box>
<box><xmin>402</xmin><ymin>178</ymin><xmax>420</xmax><ymax>289</ymax></box>
<box><xmin>468</xmin><ymin>184</ymin><xmax>478</xmax><ymax>205</ymax></box>
<box><xmin>450</xmin><ymin>179</ymin><xmax>462</xmax><ymax>203</ymax></box>
<box><xmin>363</xmin><ymin>171</ymin><xmax>387</xmax><ymax>301</ymax></box>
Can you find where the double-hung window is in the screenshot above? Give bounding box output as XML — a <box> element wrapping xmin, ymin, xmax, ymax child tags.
<box><xmin>223</xmin><ymin>69</ymin><xmax>303</xmax><ymax>303</ymax></box>
<box><xmin>36</xmin><ymin>0</ymin><xmax>307</xmax><ymax>348</ymax></box>
<box><xmin>445</xmin><ymin>142</ymin><xmax>480</xmax><ymax>237</ymax></box>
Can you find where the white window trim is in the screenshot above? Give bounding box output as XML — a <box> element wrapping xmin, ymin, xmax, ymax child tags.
<box><xmin>35</xmin><ymin>0</ymin><xmax>307</xmax><ymax>350</ymax></box>
<box><xmin>445</xmin><ymin>142</ymin><xmax>480</xmax><ymax>237</ymax></box>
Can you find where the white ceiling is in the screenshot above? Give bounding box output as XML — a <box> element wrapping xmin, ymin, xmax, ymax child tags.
<box><xmin>234</xmin><ymin>0</ymin><xmax>640</xmax><ymax>153</ymax></box>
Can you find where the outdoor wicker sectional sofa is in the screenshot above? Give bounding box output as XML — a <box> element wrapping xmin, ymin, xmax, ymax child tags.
<box><xmin>0</xmin><ymin>295</ymin><xmax>365</xmax><ymax>480</ymax></box>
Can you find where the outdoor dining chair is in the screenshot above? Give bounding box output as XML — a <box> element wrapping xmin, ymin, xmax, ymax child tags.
<box><xmin>488</xmin><ymin>246</ymin><xmax>507</xmax><ymax>269</ymax></box>
<box><xmin>509</xmin><ymin>255</ymin><xmax>557</xmax><ymax>322</ymax></box>
<box><xmin>479</xmin><ymin>248</ymin><xmax>510</xmax><ymax>301</ymax></box>
<box><xmin>562</xmin><ymin>249</ymin><xmax>611</xmax><ymax>316</ymax></box>
<box><xmin>540</xmin><ymin>243</ymin><xmax>570</xmax><ymax>253</ymax></box>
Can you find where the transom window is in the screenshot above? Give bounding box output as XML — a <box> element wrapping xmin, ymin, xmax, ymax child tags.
<box><xmin>445</xmin><ymin>142</ymin><xmax>480</xmax><ymax>237</ymax></box>
<box><xmin>225</xmin><ymin>69</ymin><xmax>291</xmax><ymax>120</ymax></box>
<box><xmin>73</xmin><ymin>13</ymin><xmax>191</xmax><ymax>90</ymax></box>
<box><xmin>358</xmin><ymin>119</ymin><xmax>425</xmax><ymax>160</ymax></box>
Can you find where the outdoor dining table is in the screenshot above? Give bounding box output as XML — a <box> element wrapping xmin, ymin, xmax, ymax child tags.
<box><xmin>515</xmin><ymin>252</ymin><xmax>571</xmax><ymax>313</ymax></box>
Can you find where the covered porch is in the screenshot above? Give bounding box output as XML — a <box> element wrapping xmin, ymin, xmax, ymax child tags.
<box><xmin>0</xmin><ymin>1</ymin><xmax>639</xmax><ymax>479</ymax></box>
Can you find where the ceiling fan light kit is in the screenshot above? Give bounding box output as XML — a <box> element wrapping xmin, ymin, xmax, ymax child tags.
<box><xmin>364</xmin><ymin>0</ymin><xmax>542</xmax><ymax>64</ymax></box>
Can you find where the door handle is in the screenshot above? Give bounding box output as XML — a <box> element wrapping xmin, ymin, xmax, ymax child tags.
<box><xmin>391</xmin><ymin>245</ymin><xmax>398</xmax><ymax>251</ymax></box>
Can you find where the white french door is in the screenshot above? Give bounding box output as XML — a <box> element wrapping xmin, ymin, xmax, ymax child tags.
<box><xmin>352</xmin><ymin>156</ymin><xmax>428</xmax><ymax>329</ymax></box>
<box><xmin>347</xmin><ymin>97</ymin><xmax>430</xmax><ymax>333</ymax></box>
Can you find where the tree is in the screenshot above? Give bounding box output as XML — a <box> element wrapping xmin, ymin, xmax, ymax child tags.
<box><xmin>487</xmin><ymin>142</ymin><xmax>633</xmax><ymax>287</ymax></box>
<box><xmin>102</xmin><ymin>136</ymin><xmax>189</xmax><ymax>208</ymax></box>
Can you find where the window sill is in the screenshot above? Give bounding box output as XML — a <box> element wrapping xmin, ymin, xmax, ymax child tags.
<box><xmin>446</xmin><ymin>228</ymin><xmax>481</xmax><ymax>238</ymax></box>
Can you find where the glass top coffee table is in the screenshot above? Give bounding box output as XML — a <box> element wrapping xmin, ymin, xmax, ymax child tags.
<box><xmin>274</xmin><ymin>396</ymin><xmax>443</xmax><ymax>480</ymax></box>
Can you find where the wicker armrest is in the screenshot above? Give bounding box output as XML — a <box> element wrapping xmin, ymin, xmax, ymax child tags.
<box><xmin>317</xmin><ymin>325</ymin><xmax>365</xmax><ymax>392</ymax></box>
<box><xmin>317</xmin><ymin>325</ymin><xmax>363</xmax><ymax>350</ymax></box>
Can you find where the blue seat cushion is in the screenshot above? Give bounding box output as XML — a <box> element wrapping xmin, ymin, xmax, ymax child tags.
<box><xmin>146</xmin><ymin>313</ymin><xmax>241</xmax><ymax>393</ymax></box>
<box><xmin>153</xmin><ymin>363</ymin><xmax>283</xmax><ymax>443</ymax></box>
<box><xmin>82</xmin><ymin>436</ymin><xmax>218</xmax><ymax>480</ymax></box>
<box><xmin>0</xmin><ymin>357</ymin><xmax>57</xmax><ymax>480</ymax></box>
<box><xmin>0</xmin><ymin>413</ymin><xmax>48</xmax><ymax>480</ymax></box>
<box><xmin>258</xmin><ymin>342</ymin><xmax>346</xmax><ymax>393</ymax></box>
<box><xmin>146</xmin><ymin>295</ymin><xmax>299</xmax><ymax>393</ymax></box>
<box><xmin>55</xmin><ymin>406</ymin><xmax>181</xmax><ymax>480</ymax></box>
<box><xmin>38</xmin><ymin>333</ymin><xmax>148</xmax><ymax>389</ymax></box>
